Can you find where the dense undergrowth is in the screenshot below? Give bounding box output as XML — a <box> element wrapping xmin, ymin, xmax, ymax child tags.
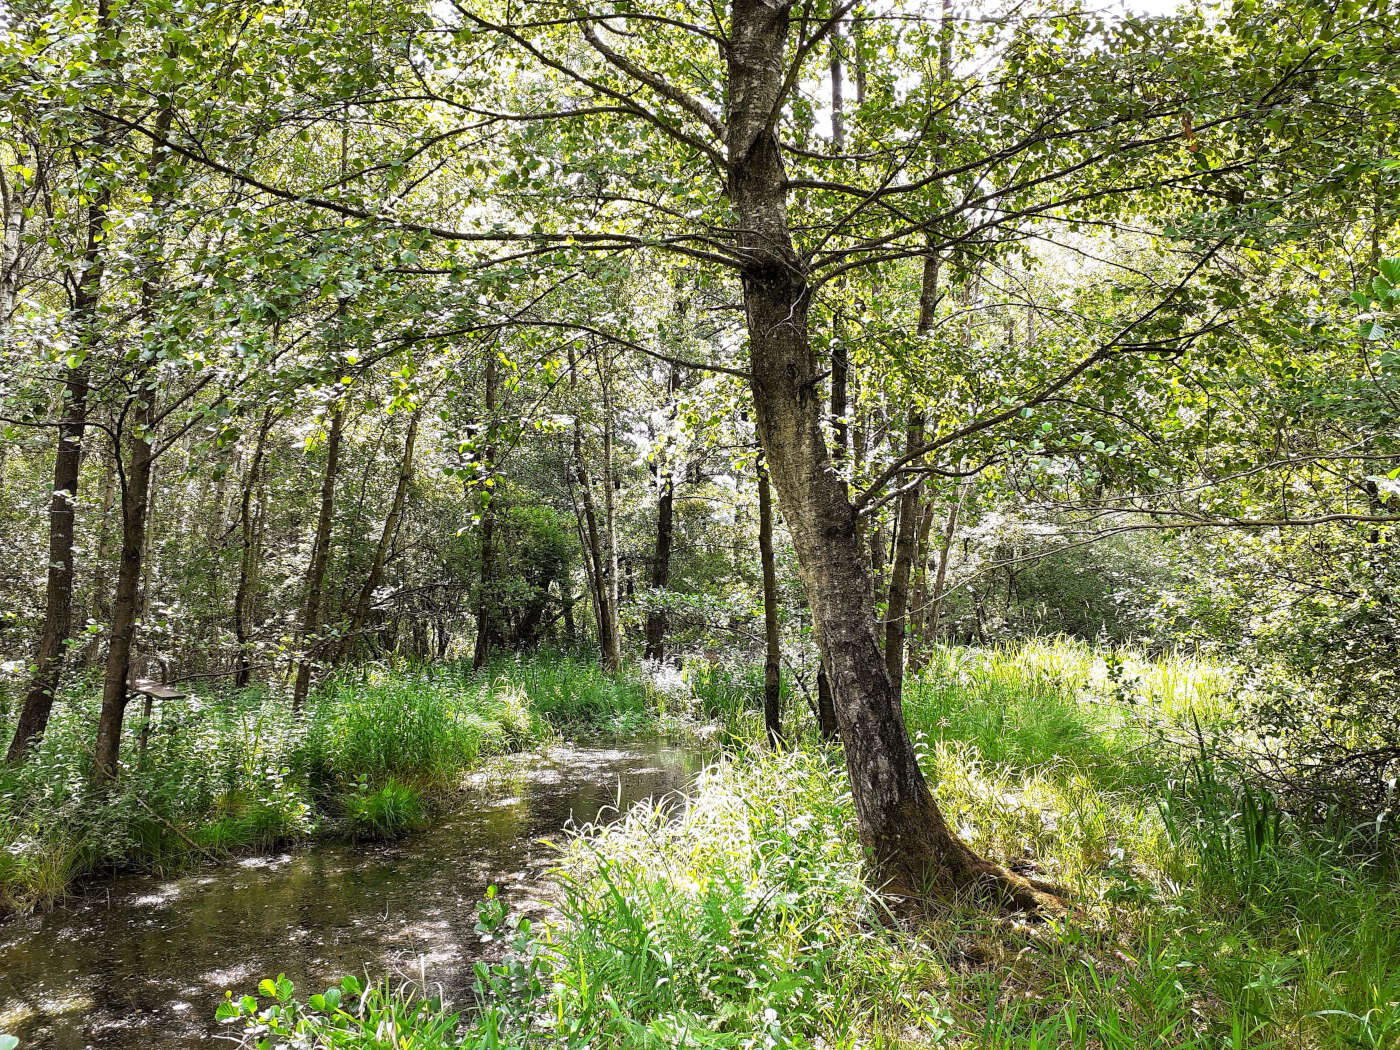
<box><xmin>223</xmin><ymin>640</ymin><xmax>1400</xmax><ymax>1049</ymax></box>
<box><xmin>0</xmin><ymin>653</ymin><xmax>708</xmax><ymax>915</ymax></box>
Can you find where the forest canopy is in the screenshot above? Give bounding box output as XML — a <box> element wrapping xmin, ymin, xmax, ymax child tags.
<box><xmin>0</xmin><ymin>0</ymin><xmax>1398</xmax><ymax>1042</ymax></box>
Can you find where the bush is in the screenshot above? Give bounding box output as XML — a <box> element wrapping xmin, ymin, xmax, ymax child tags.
<box><xmin>343</xmin><ymin>777</ymin><xmax>427</xmax><ymax>839</ymax></box>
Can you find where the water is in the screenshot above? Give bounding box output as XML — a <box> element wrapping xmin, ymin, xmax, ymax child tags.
<box><xmin>0</xmin><ymin>740</ymin><xmax>702</xmax><ymax>1049</ymax></box>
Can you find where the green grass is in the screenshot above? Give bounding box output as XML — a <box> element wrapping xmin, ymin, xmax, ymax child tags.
<box><xmin>222</xmin><ymin>639</ymin><xmax>1400</xmax><ymax>1049</ymax></box>
<box><xmin>0</xmin><ymin>654</ymin><xmax>679</xmax><ymax>914</ymax></box>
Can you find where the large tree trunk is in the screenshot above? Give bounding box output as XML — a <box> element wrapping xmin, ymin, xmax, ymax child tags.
<box><xmin>757</xmin><ymin>457</ymin><xmax>782</xmax><ymax>747</ymax></box>
<box><xmin>726</xmin><ymin>0</ymin><xmax>1054</xmax><ymax>909</ymax></box>
<box><xmin>292</xmin><ymin>402</ymin><xmax>344</xmax><ymax>710</ymax></box>
<box><xmin>7</xmin><ymin>159</ymin><xmax>109</xmax><ymax>763</ymax></box>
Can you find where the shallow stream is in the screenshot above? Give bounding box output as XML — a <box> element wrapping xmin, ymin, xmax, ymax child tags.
<box><xmin>0</xmin><ymin>740</ymin><xmax>701</xmax><ymax>1049</ymax></box>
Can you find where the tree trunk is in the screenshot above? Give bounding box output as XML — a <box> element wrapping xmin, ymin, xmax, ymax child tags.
<box><xmin>472</xmin><ymin>351</ymin><xmax>499</xmax><ymax>669</ymax></box>
<box><xmin>92</xmin><ymin>95</ymin><xmax>176</xmax><ymax>779</ymax></box>
<box><xmin>347</xmin><ymin>407</ymin><xmax>419</xmax><ymax>662</ymax></box>
<box><xmin>6</xmin><ymin>138</ymin><xmax>110</xmax><ymax>763</ymax></box>
<box><xmin>883</xmin><ymin>411</ymin><xmax>925</xmax><ymax>695</ymax></box>
<box><xmin>233</xmin><ymin>410</ymin><xmax>274</xmax><ymax>687</ymax></box>
<box><xmin>8</xmin><ymin>365</ymin><xmax>92</xmax><ymax>763</ymax></box>
<box><xmin>757</xmin><ymin>457</ymin><xmax>782</xmax><ymax>748</ymax></box>
<box><xmin>643</xmin><ymin>364</ymin><xmax>680</xmax><ymax>662</ymax></box>
<box><xmin>926</xmin><ymin>488</ymin><xmax>964</xmax><ymax>644</ymax></box>
<box><xmin>643</xmin><ymin>471</ymin><xmax>674</xmax><ymax>661</ymax></box>
<box><xmin>597</xmin><ymin>349</ymin><xmax>623</xmax><ymax>669</ymax></box>
<box><xmin>905</xmin><ymin>500</ymin><xmax>938</xmax><ymax>675</ymax></box>
<box><xmin>726</xmin><ymin>0</ymin><xmax>1053</xmax><ymax>910</ymax></box>
<box><xmin>292</xmin><ymin>402</ymin><xmax>344</xmax><ymax>711</ymax></box>
<box><xmin>91</xmin><ymin>378</ymin><xmax>155</xmax><ymax>780</ymax></box>
<box><xmin>883</xmin><ymin>252</ymin><xmax>939</xmax><ymax>692</ymax></box>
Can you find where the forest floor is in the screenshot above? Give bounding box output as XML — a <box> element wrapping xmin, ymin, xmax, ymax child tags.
<box><xmin>0</xmin><ymin>655</ymin><xmax>716</xmax><ymax>916</ymax></box>
<box><xmin>217</xmin><ymin>640</ymin><xmax>1400</xmax><ymax>1050</ymax></box>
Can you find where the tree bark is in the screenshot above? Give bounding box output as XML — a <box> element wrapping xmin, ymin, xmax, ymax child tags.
<box><xmin>472</xmin><ymin>351</ymin><xmax>499</xmax><ymax>669</ymax></box>
<box><xmin>884</xmin><ymin>252</ymin><xmax>940</xmax><ymax>692</ymax></box>
<box><xmin>757</xmin><ymin>456</ymin><xmax>782</xmax><ymax>747</ymax></box>
<box><xmin>8</xmin><ymin>365</ymin><xmax>92</xmax><ymax>763</ymax></box>
<box><xmin>643</xmin><ymin>471</ymin><xmax>674</xmax><ymax>661</ymax></box>
<box><xmin>233</xmin><ymin>410</ymin><xmax>274</xmax><ymax>687</ymax></box>
<box><xmin>6</xmin><ymin>98</ymin><xmax>111</xmax><ymax>762</ymax></box>
<box><xmin>726</xmin><ymin>0</ymin><xmax>1054</xmax><ymax>909</ymax></box>
<box><xmin>91</xmin><ymin>373</ymin><xmax>156</xmax><ymax>780</ymax></box>
<box><xmin>905</xmin><ymin>500</ymin><xmax>938</xmax><ymax>675</ymax></box>
<box><xmin>643</xmin><ymin>363</ymin><xmax>680</xmax><ymax>662</ymax></box>
<box><xmin>92</xmin><ymin>92</ymin><xmax>176</xmax><ymax>779</ymax></box>
<box><xmin>883</xmin><ymin>411</ymin><xmax>925</xmax><ymax>694</ymax></box>
<box><xmin>347</xmin><ymin>407</ymin><xmax>419</xmax><ymax>662</ymax></box>
<box><xmin>596</xmin><ymin>348</ymin><xmax>623</xmax><ymax>669</ymax></box>
<box><xmin>292</xmin><ymin>402</ymin><xmax>344</xmax><ymax>711</ymax></box>
<box><xmin>926</xmin><ymin>486</ymin><xmax>965</xmax><ymax>644</ymax></box>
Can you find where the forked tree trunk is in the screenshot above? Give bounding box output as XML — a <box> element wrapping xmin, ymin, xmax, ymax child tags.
<box><xmin>91</xmin><ymin>378</ymin><xmax>156</xmax><ymax>780</ymax></box>
<box><xmin>726</xmin><ymin>0</ymin><xmax>1054</xmax><ymax>909</ymax></box>
<box><xmin>757</xmin><ymin>457</ymin><xmax>782</xmax><ymax>747</ymax></box>
<box><xmin>347</xmin><ymin>407</ymin><xmax>419</xmax><ymax>662</ymax></box>
<box><xmin>292</xmin><ymin>402</ymin><xmax>344</xmax><ymax>711</ymax></box>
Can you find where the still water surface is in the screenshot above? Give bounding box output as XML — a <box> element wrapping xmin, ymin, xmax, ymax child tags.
<box><xmin>0</xmin><ymin>740</ymin><xmax>701</xmax><ymax>1049</ymax></box>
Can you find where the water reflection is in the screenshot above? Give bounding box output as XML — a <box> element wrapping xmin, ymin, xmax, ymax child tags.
<box><xmin>0</xmin><ymin>740</ymin><xmax>700</xmax><ymax>1049</ymax></box>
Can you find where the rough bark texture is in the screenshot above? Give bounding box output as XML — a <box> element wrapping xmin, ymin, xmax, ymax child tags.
<box><xmin>727</xmin><ymin>0</ymin><xmax>1056</xmax><ymax>910</ymax></box>
<box><xmin>757</xmin><ymin>458</ymin><xmax>782</xmax><ymax>747</ymax></box>
<box><xmin>292</xmin><ymin>403</ymin><xmax>344</xmax><ymax>711</ymax></box>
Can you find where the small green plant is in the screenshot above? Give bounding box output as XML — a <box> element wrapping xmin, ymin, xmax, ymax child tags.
<box><xmin>342</xmin><ymin>777</ymin><xmax>427</xmax><ymax>839</ymax></box>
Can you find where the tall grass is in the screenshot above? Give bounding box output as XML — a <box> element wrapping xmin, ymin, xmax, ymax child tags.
<box><xmin>0</xmin><ymin>654</ymin><xmax>679</xmax><ymax>914</ymax></box>
<box><xmin>225</xmin><ymin>639</ymin><xmax>1400</xmax><ymax>1049</ymax></box>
